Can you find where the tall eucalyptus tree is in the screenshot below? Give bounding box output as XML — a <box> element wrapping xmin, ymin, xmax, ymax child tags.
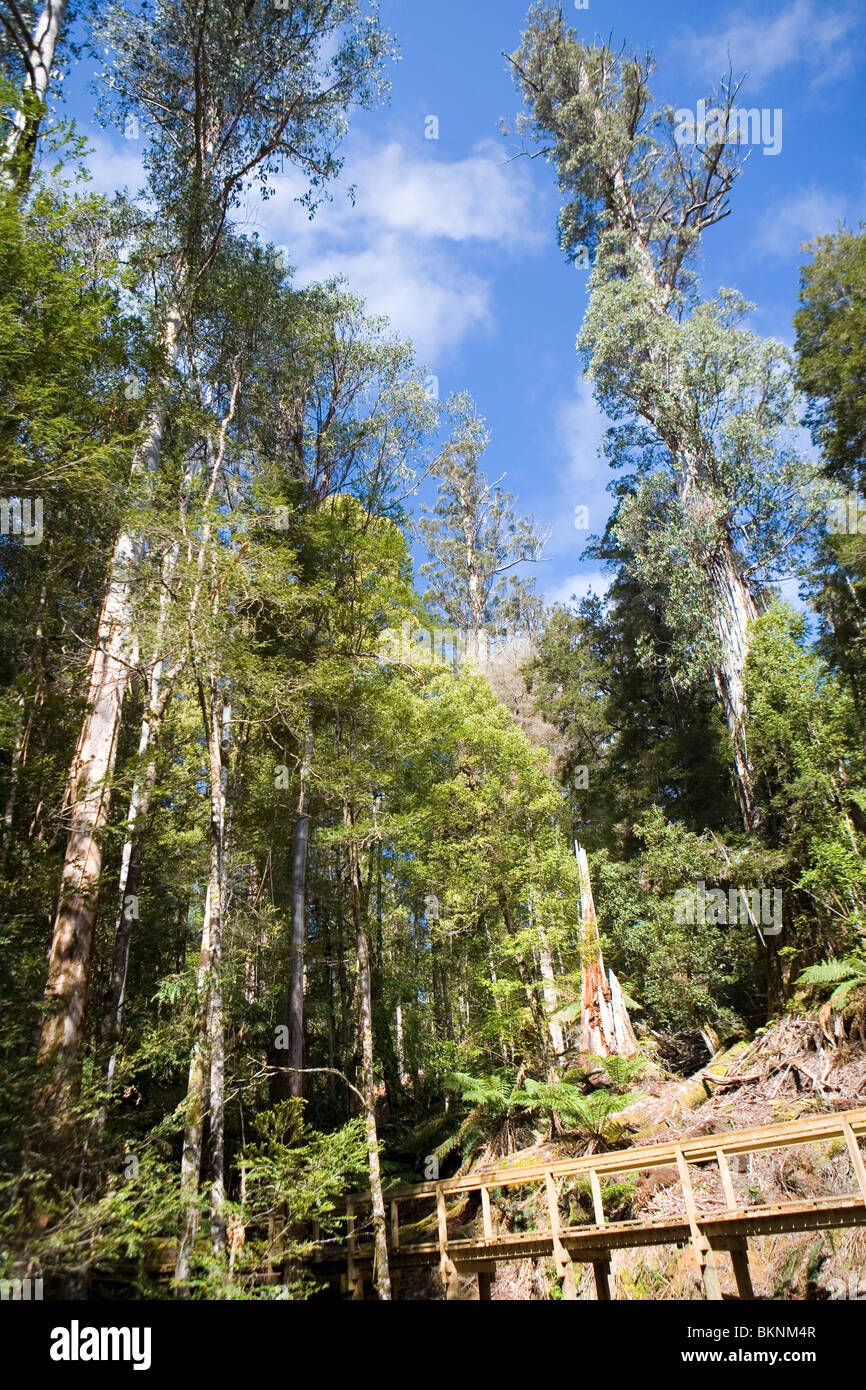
<box><xmin>37</xmin><ymin>0</ymin><xmax>391</xmax><ymax>1126</ymax></box>
<box><xmin>509</xmin><ymin>5</ymin><xmax>820</xmax><ymax>829</ymax></box>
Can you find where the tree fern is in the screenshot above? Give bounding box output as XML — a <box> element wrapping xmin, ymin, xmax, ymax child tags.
<box><xmin>797</xmin><ymin>953</ymin><xmax>866</xmax><ymax>1010</ymax></box>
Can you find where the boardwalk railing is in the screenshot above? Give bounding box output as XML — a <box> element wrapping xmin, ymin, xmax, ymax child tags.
<box><xmin>320</xmin><ymin>1106</ymin><xmax>866</xmax><ymax>1300</ymax></box>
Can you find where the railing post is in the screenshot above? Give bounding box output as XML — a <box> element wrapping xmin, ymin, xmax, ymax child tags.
<box><xmin>437</xmin><ymin>1187</ymin><xmax>459</xmax><ymax>1300</ymax></box>
<box><xmin>716</xmin><ymin>1144</ymin><xmax>753</xmax><ymax>1298</ymax></box>
<box><xmin>675</xmin><ymin>1146</ymin><xmax>722</xmax><ymax>1301</ymax></box>
<box><xmin>588</xmin><ymin>1168</ymin><xmax>613</xmax><ymax>1300</ymax></box>
<box><xmin>346</xmin><ymin>1198</ymin><xmax>363</xmax><ymax>1301</ymax></box>
<box><xmin>481</xmin><ymin>1186</ymin><xmax>493</xmax><ymax>1240</ymax></box>
<box><xmin>545</xmin><ymin>1170</ymin><xmax>577</xmax><ymax>1300</ymax></box>
<box><xmin>842</xmin><ymin>1119</ymin><xmax>866</xmax><ymax>1203</ymax></box>
<box><xmin>715</xmin><ymin>1147</ymin><xmax>738</xmax><ymax>1212</ymax></box>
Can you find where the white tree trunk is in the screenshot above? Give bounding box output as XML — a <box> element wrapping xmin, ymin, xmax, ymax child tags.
<box><xmin>706</xmin><ymin>536</ymin><xmax>761</xmax><ymax>830</ymax></box>
<box><xmin>38</xmin><ymin>307</ymin><xmax>182</xmax><ymax>1120</ymax></box>
<box><xmin>4</xmin><ymin>0</ymin><xmax>68</xmax><ymax>172</ymax></box>
<box><xmin>175</xmin><ymin>880</ymin><xmax>214</xmax><ymax>1293</ymax></box>
<box><xmin>539</xmin><ymin>942</ymin><xmax>565</xmax><ymax>1060</ymax></box>
<box><xmin>101</xmin><ymin>547</ymin><xmax>179</xmax><ymax>1078</ymax></box>
<box><xmin>395</xmin><ymin>1001</ymin><xmax>407</xmax><ymax>1085</ymax></box>
<box><xmin>345</xmin><ymin>802</ymin><xmax>391</xmax><ymax>1300</ymax></box>
<box><xmin>576</xmin><ymin>844</ymin><xmax>636</xmax><ymax>1057</ymax></box>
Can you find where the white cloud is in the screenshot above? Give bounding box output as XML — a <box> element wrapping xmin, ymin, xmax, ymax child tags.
<box><xmin>543</xmin><ymin>375</ymin><xmax>611</xmax><ymax>549</ymax></box>
<box><xmin>239</xmin><ymin>137</ymin><xmax>544</xmax><ymax>361</ymax></box>
<box><xmin>68</xmin><ymin>131</ymin><xmax>546</xmax><ymax>364</ymax></box>
<box><xmin>673</xmin><ymin>1</ymin><xmax>859</xmax><ymax>88</ymax></box>
<box><xmin>353</xmin><ymin>140</ymin><xmax>544</xmax><ymax>248</ymax></box>
<box><xmin>536</xmin><ymin>375</ymin><xmax>615</xmax><ymax>605</ymax></box>
<box><xmin>750</xmin><ymin>185</ymin><xmax>849</xmax><ymax>261</ymax></box>
<box><xmin>556</xmin><ymin>375</ymin><xmax>609</xmax><ymax>488</ymax></box>
<box><xmin>77</xmin><ymin>132</ymin><xmax>146</xmax><ymax>197</ymax></box>
<box><xmin>545</xmin><ymin>568</ymin><xmax>611</xmax><ymax>608</ymax></box>
<box><xmin>271</xmin><ymin>232</ymin><xmax>494</xmax><ymax>364</ymax></box>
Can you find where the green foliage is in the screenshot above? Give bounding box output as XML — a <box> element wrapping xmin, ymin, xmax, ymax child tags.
<box><xmin>3</xmin><ymin>0</ymin><xmax>866</xmax><ymax>1308</ymax></box>
<box><xmin>797</xmin><ymin>954</ymin><xmax>866</xmax><ymax>1011</ymax></box>
<box><xmin>437</xmin><ymin>1068</ymin><xmax>639</xmax><ymax>1164</ymax></box>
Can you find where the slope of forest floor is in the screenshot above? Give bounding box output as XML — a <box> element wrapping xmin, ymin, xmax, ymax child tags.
<box><xmin>402</xmin><ymin>1014</ymin><xmax>866</xmax><ymax>1300</ymax></box>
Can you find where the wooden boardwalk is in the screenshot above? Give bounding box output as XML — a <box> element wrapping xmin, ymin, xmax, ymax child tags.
<box><xmin>319</xmin><ymin>1106</ymin><xmax>866</xmax><ymax>1299</ymax></box>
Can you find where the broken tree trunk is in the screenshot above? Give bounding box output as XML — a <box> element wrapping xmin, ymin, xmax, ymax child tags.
<box><xmin>576</xmin><ymin>843</ymin><xmax>637</xmax><ymax>1058</ymax></box>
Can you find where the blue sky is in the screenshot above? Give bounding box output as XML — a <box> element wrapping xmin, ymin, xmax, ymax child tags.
<box><xmin>60</xmin><ymin>0</ymin><xmax>866</xmax><ymax>608</ymax></box>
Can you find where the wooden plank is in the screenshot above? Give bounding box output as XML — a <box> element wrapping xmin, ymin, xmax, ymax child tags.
<box><xmin>589</xmin><ymin>1169</ymin><xmax>605</xmax><ymax>1226</ymax></box>
<box><xmin>545</xmin><ymin>1170</ymin><xmax>577</xmax><ymax>1300</ymax></box>
<box><xmin>477</xmin><ymin>1270</ymin><xmax>493</xmax><ymax>1301</ymax></box>
<box><xmin>593</xmin><ymin>1257</ymin><xmax>612</xmax><ymax>1300</ymax></box>
<box><xmin>390</xmin><ymin>1200</ymin><xmax>400</xmax><ymax>1252</ymax></box>
<box><xmin>346</xmin><ymin>1199</ymin><xmax>363</xmax><ymax>1301</ymax></box>
<box><xmin>481</xmin><ymin>1186</ymin><xmax>493</xmax><ymax>1239</ymax></box>
<box><xmin>675</xmin><ymin>1145</ymin><xmax>722</xmax><ymax>1302</ymax></box>
<box><xmin>842</xmin><ymin>1118</ymin><xmax>866</xmax><ymax>1202</ymax></box>
<box><xmin>716</xmin><ymin>1146</ymin><xmax>738</xmax><ymax>1212</ymax></box>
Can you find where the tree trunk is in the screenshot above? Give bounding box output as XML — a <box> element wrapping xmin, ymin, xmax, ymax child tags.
<box><xmin>575</xmin><ymin>844</ymin><xmax>637</xmax><ymax>1057</ymax></box>
<box><xmin>287</xmin><ymin>727</ymin><xmax>312</xmax><ymax>1098</ymax></box>
<box><xmin>0</xmin><ymin>698</ymin><xmax>30</xmax><ymax>875</ymax></box>
<box><xmin>705</xmin><ymin>535</ymin><xmax>761</xmax><ymax>831</ymax></box>
<box><xmin>175</xmin><ymin>880</ymin><xmax>213</xmax><ymax>1294</ymax></box>
<box><xmin>101</xmin><ymin>555</ymin><xmax>180</xmax><ymax>1085</ymax></box>
<box><xmin>538</xmin><ymin>941</ymin><xmax>564</xmax><ymax>1061</ymax></box>
<box><xmin>344</xmin><ymin>800</ymin><xmax>391</xmax><ymax>1301</ymax></box>
<box><xmin>3</xmin><ymin>0</ymin><xmax>68</xmax><ymax>187</ymax></box>
<box><xmin>37</xmin><ymin>307</ymin><xmax>182</xmax><ymax>1124</ymax></box>
<box><xmin>208</xmin><ymin>692</ymin><xmax>231</xmax><ymax>1258</ymax></box>
<box><xmin>395</xmin><ymin>1001</ymin><xmax>406</xmax><ymax>1085</ymax></box>
<box><xmin>498</xmin><ymin>888</ymin><xmax>555</xmax><ymax>1066</ymax></box>
<box><xmin>175</xmin><ymin>676</ymin><xmax>230</xmax><ymax>1288</ymax></box>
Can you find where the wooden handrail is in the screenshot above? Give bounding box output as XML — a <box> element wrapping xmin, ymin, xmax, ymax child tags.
<box><xmin>326</xmin><ymin>1106</ymin><xmax>866</xmax><ymax>1300</ymax></box>
<box><xmin>338</xmin><ymin>1105</ymin><xmax>866</xmax><ymax>1207</ymax></box>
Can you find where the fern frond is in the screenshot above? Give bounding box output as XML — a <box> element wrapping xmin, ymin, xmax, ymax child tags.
<box><xmin>798</xmin><ymin>957</ymin><xmax>856</xmax><ymax>985</ymax></box>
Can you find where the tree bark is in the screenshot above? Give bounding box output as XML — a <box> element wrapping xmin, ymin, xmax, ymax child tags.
<box><xmin>100</xmin><ymin>552</ymin><xmax>180</xmax><ymax>1084</ymax></box>
<box><xmin>175</xmin><ymin>678</ymin><xmax>230</xmax><ymax>1288</ymax></box>
<box><xmin>37</xmin><ymin>306</ymin><xmax>182</xmax><ymax>1125</ymax></box>
<box><xmin>174</xmin><ymin>374</ymin><xmax>240</xmax><ymax>1289</ymax></box>
<box><xmin>703</xmin><ymin>532</ymin><xmax>761</xmax><ymax>831</ymax></box>
<box><xmin>3</xmin><ymin>0</ymin><xmax>68</xmax><ymax>187</ymax></box>
<box><xmin>538</xmin><ymin>941</ymin><xmax>564</xmax><ymax>1061</ymax></box>
<box><xmin>175</xmin><ymin>879</ymin><xmax>214</xmax><ymax>1294</ymax></box>
<box><xmin>287</xmin><ymin>726</ymin><xmax>312</xmax><ymax>1098</ymax></box>
<box><xmin>208</xmin><ymin>691</ymin><xmax>231</xmax><ymax>1258</ymax></box>
<box><xmin>344</xmin><ymin>799</ymin><xmax>391</xmax><ymax>1300</ymax></box>
<box><xmin>576</xmin><ymin>843</ymin><xmax>637</xmax><ymax>1057</ymax></box>
<box><xmin>498</xmin><ymin>888</ymin><xmax>555</xmax><ymax>1066</ymax></box>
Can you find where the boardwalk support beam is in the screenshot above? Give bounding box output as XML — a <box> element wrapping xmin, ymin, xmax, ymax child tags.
<box><xmin>321</xmin><ymin>1108</ymin><xmax>866</xmax><ymax>1298</ymax></box>
<box><xmin>675</xmin><ymin>1146</ymin><xmax>722</xmax><ymax>1301</ymax></box>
